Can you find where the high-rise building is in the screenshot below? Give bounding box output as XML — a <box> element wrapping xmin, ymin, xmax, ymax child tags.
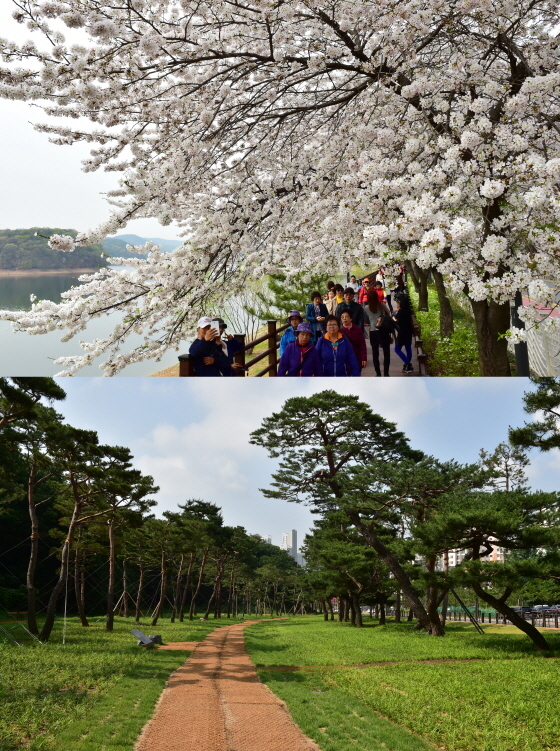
<box><xmin>281</xmin><ymin>529</ymin><xmax>297</xmax><ymax>560</ymax></box>
<box><xmin>260</xmin><ymin>535</ymin><xmax>272</xmax><ymax>544</ymax></box>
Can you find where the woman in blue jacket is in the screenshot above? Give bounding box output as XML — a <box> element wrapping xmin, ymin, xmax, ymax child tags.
<box><xmin>279</xmin><ymin>310</ymin><xmax>303</xmax><ymax>356</ymax></box>
<box><xmin>315</xmin><ymin>315</ymin><xmax>361</xmax><ymax>377</ymax></box>
<box><xmin>305</xmin><ymin>291</ymin><xmax>329</xmax><ymax>342</ymax></box>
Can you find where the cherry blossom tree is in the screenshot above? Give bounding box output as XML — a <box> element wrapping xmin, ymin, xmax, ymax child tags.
<box><xmin>1</xmin><ymin>0</ymin><xmax>560</xmax><ymax>374</ymax></box>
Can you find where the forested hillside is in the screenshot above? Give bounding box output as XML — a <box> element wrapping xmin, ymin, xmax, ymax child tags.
<box><xmin>0</xmin><ymin>228</ymin><xmax>108</xmax><ymax>270</ymax></box>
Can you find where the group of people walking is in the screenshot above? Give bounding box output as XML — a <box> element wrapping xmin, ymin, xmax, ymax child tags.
<box><xmin>187</xmin><ymin>270</ymin><xmax>416</xmax><ymax>377</ymax></box>
<box><xmin>277</xmin><ymin>271</ymin><xmax>416</xmax><ymax>377</ymax></box>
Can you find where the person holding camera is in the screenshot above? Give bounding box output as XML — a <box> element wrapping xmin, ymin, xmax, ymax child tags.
<box><xmin>188</xmin><ymin>317</ymin><xmax>240</xmax><ymax>376</ymax></box>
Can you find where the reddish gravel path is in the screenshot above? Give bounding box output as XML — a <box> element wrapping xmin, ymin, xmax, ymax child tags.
<box><xmin>135</xmin><ymin>621</ymin><xmax>320</xmax><ymax>751</ymax></box>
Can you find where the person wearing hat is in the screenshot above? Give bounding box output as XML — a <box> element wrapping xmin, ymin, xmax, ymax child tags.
<box><xmin>277</xmin><ymin>322</ymin><xmax>321</xmax><ymax>377</ymax></box>
<box><xmin>315</xmin><ymin>315</ymin><xmax>361</xmax><ymax>377</ymax></box>
<box><xmin>358</xmin><ymin>277</ymin><xmax>372</xmax><ymax>304</ymax></box>
<box><xmin>279</xmin><ymin>310</ymin><xmax>303</xmax><ymax>356</ymax></box>
<box><xmin>215</xmin><ymin>318</ymin><xmax>244</xmax><ymax>366</ymax></box>
<box><xmin>188</xmin><ymin>316</ymin><xmax>235</xmax><ymax>376</ymax></box>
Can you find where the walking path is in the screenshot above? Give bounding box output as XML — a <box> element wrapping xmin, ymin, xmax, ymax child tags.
<box><xmin>135</xmin><ymin>621</ymin><xmax>320</xmax><ymax>751</ymax></box>
<box><xmin>361</xmin><ymin>336</ymin><xmax>420</xmax><ymax>377</ymax></box>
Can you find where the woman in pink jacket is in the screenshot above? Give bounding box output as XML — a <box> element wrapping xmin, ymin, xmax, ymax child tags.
<box><xmin>340</xmin><ymin>310</ymin><xmax>367</xmax><ymax>371</ymax></box>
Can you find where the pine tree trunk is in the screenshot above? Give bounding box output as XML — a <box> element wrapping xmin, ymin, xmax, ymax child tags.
<box><xmin>469</xmin><ymin>298</ymin><xmax>511</xmax><ymax>376</ymax></box>
<box><xmin>471</xmin><ymin>582</ymin><xmax>550</xmax><ymax>651</ymax></box>
<box><xmin>189</xmin><ymin>547</ymin><xmax>209</xmax><ymax>620</ymax></box>
<box><xmin>135</xmin><ymin>564</ymin><xmax>145</xmax><ymax>623</ymax></box>
<box><xmin>151</xmin><ymin>551</ymin><xmax>167</xmax><ymax>627</ymax></box>
<box><xmin>432</xmin><ymin>267</ymin><xmax>454</xmax><ymax>338</ymax></box>
<box><xmin>350</xmin><ymin>514</ymin><xmax>443</xmax><ymax>635</ymax></box>
<box><xmin>170</xmin><ymin>553</ymin><xmax>184</xmax><ymax>623</ymax></box>
<box><xmin>39</xmin><ymin>502</ymin><xmax>81</xmax><ymax>642</ymax></box>
<box><xmin>395</xmin><ymin>590</ymin><xmax>401</xmax><ymax>623</ymax></box>
<box><xmin>74</xmin><ymin>546</ymin><xmax>89</xmax><ymax>627</ymax></box>
<box><xmin>122</xmin><ymin>557</ymin><xmax>129</xmax><ymax>618</ymax></box>
<box><xmin>106</xmin><ymin>520</ymin><xmax>115</xmax><ymax>632</ymax></box>
<box><xmin>323</xmin><ymin>599</ymin><xmax>329</xmax><ymax>621</ymax></box>
<box><xmin>379</xmin><ymin>602</ymin><xmax>386</xmax><ymax>625</ymax></box>
<box><xmin>26</xmin><ymin>459</ymin><xmax>40</xmax><ymax>636</ymax></box>
<box><xmin>352</xmin><ymin>593</ymin><xmax>363</xmax><ymax>627</ymax></box>
<box><xmin>179</xmin><ymin>551</ymin><xmax>195</xmax><ymax>622</ymax></box>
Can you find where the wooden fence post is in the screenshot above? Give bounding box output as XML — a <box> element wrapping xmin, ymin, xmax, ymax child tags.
<box><xmin>233</xmin><ymin>334</ymin><xmax>246</xmax><ymax>377</ymax></box>
<box><xmin>178</xmin><ymin>354</ymin><xmax>195</xmax><ymax>377</ymax></box>
<box><xmin>268</xmin><ymin>320</ymin><xmax>278</xmax><ymax>377</ymax></box>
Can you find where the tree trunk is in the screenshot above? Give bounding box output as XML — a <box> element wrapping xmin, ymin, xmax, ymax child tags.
<box><xmin>226</xmin><ymin>561</ymin><xmax>236</xmax><ymax>618</ymax></box>
<box><xmin>349</xmin><ymin>595</ymin><xmax>356</xmax><ymax>625</ymax></box>
<box><xmin>379</xmin><ymin>602</ymin><xmax>386</xmax><ymax>625</ymax></box>
<box><xmin>74</xmin><ymin>547</ymin><xmax>89</xmax><ymax>627</ymax></box>
<box><xmin>26</xmin><ymin>459</ymin><xmax>40</xmax><ymax>636</ymax></box>
<box><xmin>407</xmin><ymin>261</ymin><xmax>429</xmax><ymax>311</ymax></box>
<box><xmin>151</xmin><ymin>551</ymin><xmax>167</xmax><ymax>627</ymax></box>
<box><xmin>349</xmin><ymin>514</ymin><xmax>443</xmax><ymax>635</ymax></box>
<box><xmin>352</xmin><ymin>593</ymin><xmax>363</xmax><ymax>627</ymax></box>
<box><xmin>135</xmin><ymin>563</ymin><xmax>145</xmax><ymax>623</ymax></box>
<box><xmin>39</xmin><ymin>502</ymin><xmax>81</xmax><ymax>642</ymax></box>
<box><xmin>432</xmin><ymin>267</ymin><xmax>454</xmax><ymax>338</ymax></box>
<box><xmin>170</xmin><ymin>553</ymin><xmax>184</xmax><ymax>623</ymax></box>
<box><xmin>441</xmin><ymin>550</ymin><xmax>449</xmax><ymax>627</ymax></box>
<box><xmin>122</xmin><ymin>557</ymin><xmax>129</xmax><ymax>618</ymax></box>
<box><xmin>471</xmin><ymin>582</ymin><xmax>549</xmax><ymax>651</ymax></box>
<box><xmin>189</xmin><ymin>547</ymin><xmax>209</xmax><ymax>620</ymax></box>
<box><xmin>106</xmin><ymin>520</ymin><xmax>115</xmax><ymax>632</ymax></box>
<box><xmin>469</xmin><ymin>298</ymin><xmax>511</xmax><ymax>376</ymax></box>
<box><xmin>395</xmin><ymin>590</ymin><xmax>401</xmax><ymax>623</ymax></box>
<box><xmin>179</xmin><ymin>551</ymin><xmax>195</xmax><ymax>622</ymax></box>
<box><xmin>338</xmin><ymin>596</ymin><xmax>344</xmax><ymax>622</ymax></box>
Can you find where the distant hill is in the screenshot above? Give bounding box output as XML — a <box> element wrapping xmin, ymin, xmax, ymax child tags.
<box><xmin>102</xmin><ymin>234</ymin><xmax>183</xmax><ymax>259</ymax></box>
<box><xmin>0</xmin><ymin>228</ymin><xmax>108</xmax><ymax>270</ymax></box>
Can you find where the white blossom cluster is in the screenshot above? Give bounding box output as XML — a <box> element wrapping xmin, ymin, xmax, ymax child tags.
<box><xmin>1</xmin><ymin>0</ymin><xmax>560</xmax><ymax>372</ymax></box>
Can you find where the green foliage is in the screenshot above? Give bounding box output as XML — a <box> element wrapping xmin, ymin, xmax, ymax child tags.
<box><xmin>410</xmin><ymin>285</ymin><xmax>480</xmax><ymax>376</ymax></box>
<box><xmin>244</xmin><ymin>270</ymin><xmax>331</xmax><ymax>321</ymax></box>
<box><xmin>0</xmin><ymin>229</ymin><xmax>108</xmax><ymax>270</ymax></box>
<box><xmin>509</xmin><ymin>377</ymin><xmax>560</xmax><ymax>451</ymax></box>
<box><xmin>0</xmin><ymin>615</ymin><xmax>227</xmax><ymax>751</ymax></box>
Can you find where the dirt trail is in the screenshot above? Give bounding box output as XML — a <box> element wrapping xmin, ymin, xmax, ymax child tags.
<box><xmin>135</xmin><ymin>620</ymin><xmax>320</xmax><ymax>751</ymax></box>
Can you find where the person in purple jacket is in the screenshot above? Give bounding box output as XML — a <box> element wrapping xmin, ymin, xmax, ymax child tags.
<box><xmin>315</xmin><ymin>316</ymin><xmax>361</xmax><ymax>377</ymax></box>
<box><xmin>277</xmin><ymin>322</ymin><xmax>322</xmax><ymax>377</ymax></box>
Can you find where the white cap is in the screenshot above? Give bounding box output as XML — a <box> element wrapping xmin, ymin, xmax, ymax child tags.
<box><xmin>197</xmin><ymin>316</ymin><xmax>214</xmax><ymax>328</ymax></box>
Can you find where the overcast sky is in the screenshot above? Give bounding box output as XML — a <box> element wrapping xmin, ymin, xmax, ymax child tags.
<box><xmin>51</xmin><ymin>378</ymin><xmax>559</xmax><ymax>550</ymax></box>
<box><xmin>0</xmin><ymin>3</ymin><xmax>182</xmax><ymax>241</ymax></box>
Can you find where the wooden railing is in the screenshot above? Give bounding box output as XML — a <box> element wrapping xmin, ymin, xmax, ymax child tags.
<box><xmin>178</xmin><ymin>320</ymin><xmax>290</xmax><ymax>377</ymax></box>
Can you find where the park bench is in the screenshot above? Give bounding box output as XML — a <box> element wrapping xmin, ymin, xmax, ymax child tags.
<box><xmin>130</xmin><ymin>629</ymin><xmax>163</xmax><ymax>647</ymax></box>
<box><xmin>6</xmin><ymin>611</ymin><xmax>27</xmax><ymax>619</ymax></box>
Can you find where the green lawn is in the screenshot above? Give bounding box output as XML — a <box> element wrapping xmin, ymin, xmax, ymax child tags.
<box><xmin>245</xmin><ymin>617</ymin><xmax>560</xmax><ymax>751</ymax></box>
<box><xmin>0</xmin><ymin>614</ymin><xmax>233</xmax><ymax>751</ymax></box>
<box><xmin>244</xmin><ymin>616</ymin><xmax>560</xmax><ymax>666</ymax></box>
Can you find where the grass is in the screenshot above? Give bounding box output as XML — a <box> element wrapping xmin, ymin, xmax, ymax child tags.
<box><xmin>245</xmin><ymin>617</ymin><xmax>560</xmax><ymax>751</ymax></box>
<box><xmin>328</xmin><ymin>659</ymin><xmax>560</xmax><ymax>751</ymax></box>
<box><xmin>257</xmin><ymin>668</ymin><xmax>433</xmax><ymax>751</ymax></box>
<box><xmin>0</xmin><ymin>613</ymin><xmax>234</xmax><ymax>751</ymax></box>
<box><xmin>244</xmin><ymin>617</ymin><xmax>560</xmax><ymax>666</ymax></box>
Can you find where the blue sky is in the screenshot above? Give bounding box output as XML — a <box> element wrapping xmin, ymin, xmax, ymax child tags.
<box><xmin>51</xmin><ymin>378</ymin><xmax>559</xmax><ymax>550</ymax></box>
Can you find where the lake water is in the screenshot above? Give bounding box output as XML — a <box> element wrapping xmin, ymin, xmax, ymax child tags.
<box><xmin>0</xmin><ymin>269</ymin><xmax>182</xmax><ymax>376</ymax></box>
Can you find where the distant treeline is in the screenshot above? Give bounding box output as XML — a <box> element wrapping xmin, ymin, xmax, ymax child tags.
<box><xmin>0</xmin><ymin>228</ymin><xmax>108</xmax><ymax>270</ymax></box>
